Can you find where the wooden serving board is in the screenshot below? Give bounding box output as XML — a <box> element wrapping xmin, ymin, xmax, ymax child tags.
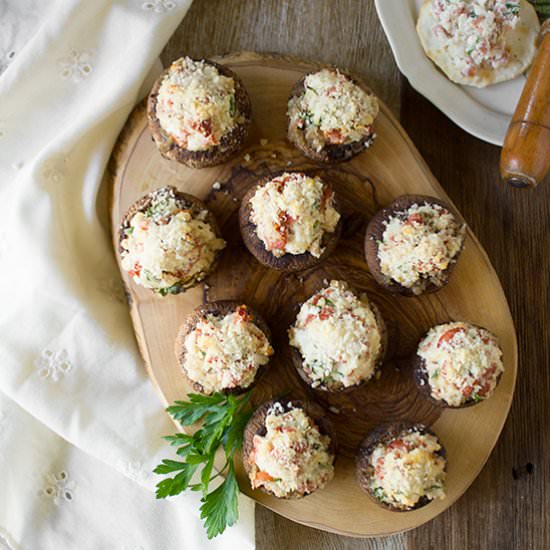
<box><xmin>109</xmin><ymin>52</ymin><xmax>517</xmax><ymax>537</ymax></box>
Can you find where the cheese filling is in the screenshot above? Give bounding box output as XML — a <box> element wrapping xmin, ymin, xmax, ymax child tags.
<box><xmin>248</xmin><ymin>403</ymin><xmax>334</xmax><ymax>497</ymax></box>
<box><xmin>430</xmin><ymin>0</ymin><xmax>521</xmax><ymax>77</ymax></box>
<box><xmin>249</xmin><ymin>172</ymin><xmax>340</xmax><ymax>258</ymax></box>
<box><xmin>377</xmin><ymin>202</ymin><xmax>465</xmax><ymax>293</ymax></box>
<box><xmin>120</xmin><ymin>187</ymin><xmax>226</xmax><ymax>292</ymax></box>
<box><xmin>417</xmin><ymin>322</ymin><xmax>504</xmax><ymax>406</ymax></box>
<box><xmin>288</xmin><ymin>69</ymin><xmax>379</xmax><ymax>152</ymax></box>
<box><xmin>369</xmin><ymin>430</ymin><xmax>446</xmax><ymax>509</ymax></box>
<box><xmin>156</xmin><ymin>57</ymin><xmax>242</xmax><ymax>151</ymax></box>
<box><xmin>288</xmin><ymin>280</ymin><xmax>382</xmax><ymax>389</ymax></box>
<box><xmin>182</xmin><ymin>305</ymin><xmax>273</xmax><ymax>394</ymax></box>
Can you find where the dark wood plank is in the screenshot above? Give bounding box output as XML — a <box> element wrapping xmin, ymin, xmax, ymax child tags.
<box><xmin>400</xmin><ymin>82</ymin><xmax>550</xmax><ymax>550</ymax></box>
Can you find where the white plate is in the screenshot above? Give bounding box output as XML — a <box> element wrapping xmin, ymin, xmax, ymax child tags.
<box><xmin>375</xmin><ymin>0</ymin><xmax>529</xmax><ymax>146</ymax></box>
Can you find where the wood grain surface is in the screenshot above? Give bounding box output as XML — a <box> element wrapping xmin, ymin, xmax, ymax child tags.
<box><xmin>161</xmin><ymin>1</ymin><xmax>550</xmax><ymax>548</ymax></box>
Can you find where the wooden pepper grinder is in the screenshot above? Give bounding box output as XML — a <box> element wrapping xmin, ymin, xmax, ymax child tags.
<box><xmin>500</xmin><ymin>20</ymin><xmax>550</xmax><ymax>188</ymax></box>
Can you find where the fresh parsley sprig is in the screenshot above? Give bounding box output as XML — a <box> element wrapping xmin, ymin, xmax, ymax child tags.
<box><xmin>153</xmin><ymin>391</ymin><xmax>253</xmax><ymax>539</ymax></box>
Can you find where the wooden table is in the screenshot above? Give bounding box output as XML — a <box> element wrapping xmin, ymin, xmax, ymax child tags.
<box><xmin>162</xmin><ymin>2</ymin><xmax>550</xmax><ymax>548</ymax></box>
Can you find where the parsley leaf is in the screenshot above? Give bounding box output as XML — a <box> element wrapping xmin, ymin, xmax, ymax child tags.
<box><xmin>200</xmin><ymin>462</ymin><xmax>240</xmax><ymax>539</ymax></box>
<box><xmin>154</xmin><ymin>391</ymin><xmax>252</xmax><ymax>538</ymax></box>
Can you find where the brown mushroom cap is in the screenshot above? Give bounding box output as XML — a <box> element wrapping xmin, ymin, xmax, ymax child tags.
<box><xmin>364</xmin><ymin>194</ymin><xmax>465</xmax><ymax>297</ymax></box>
<box><xmin>289</xmin><ymin>289</ymin><xmax>388</xmax><ymax>393</ymax></box>
<box><xmin>242</xmin><ymin>399</ymin><xmax>337</xmax><ymax>499</ymax></box>
<box><xmin>118</xmin><ymin>186</ymin><xmax>224</xmax><ymax>295</ymax></box>
<box><xmin>238</xmin><ymin>170</ymin><xmax>343</xmax><ymax>272</ymax></box>
<box><xmin>356</xmin><ymin>422</ymin><xmax>447</xmax><ymax>512</ymax></box>
<box><xmin>286</xmin><ymin>67</ymin><xmax>377</xmax><ymax>164</ymax></box>
<box><xmin>175</xmin><ymin>300</ymin><xmax>273</xmax><ymax>395</ymax></box>
<box><xmin>412</xmin><ymin>323</ymin><xmax>504</xmax><ymax>409</ymax></box>
<box><xmin>147</xmin><ymin>58</ymin><xmax>251</xmax><ymax>168</ymax></box>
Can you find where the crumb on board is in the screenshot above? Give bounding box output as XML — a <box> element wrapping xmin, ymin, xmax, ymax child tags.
<box><xmin>232</xmin><ymin>197</ymin><xmax>239</xmax><ymax>203</ymax></box>
<box><xmin>260</xmin><ymin>138</ymin><xmax>268</xmax><ymax>146</ymax></box>
<box><xmin>375</xmin><ymin>370</ymin><xmax>382</xmax><ymax>381</ymax></box>
<box><xmin>212</xmin><ymin>181</ymin><xmax>222</xmax><ymax>191</ymax></box>
<box><xmin>243</xmin><ymin>153</ymin><xmax>251</xmax><ymax>162</ymax></box>
<box><xmin>286</xmin><ymin>160</ymin><xmax>292</xmax><ymax>166</ymax></box>
<box><xmin>329</xmin><ymin>406</ymin><xmax>340</xmax><ymax>414</ymax></box>
<box><xmin>271</xmin><ymin>153</ymin><xmax>277</xmax><ymax>159</ymax></box>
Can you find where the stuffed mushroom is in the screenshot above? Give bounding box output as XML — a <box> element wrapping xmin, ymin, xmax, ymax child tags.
<box><xmin>288</xmin><ymin>280</ymin><xmax>387</xmax><ymax>392</ymax></box>
<box><xmin>287</xmin><ymin>67</ymin><xmax>379</xmax><ymax>163</ymax></box>
<box><xmin>243</xmin><ymin>399</ymin><xmax>336</xmax><ymax>499</ymax></box>
<box><xmin>147</xmin><ymin>57</ymin><xmax>251</xmax><ymax>168</ymax></box>
<box><xmin>119</xmin><ymin>186</ymin><xmax>225</xmax><ymax>295</ymax></box>
<box><xmin>356</xmin><ymin>422</ymin><xmax>447</xmax><ymax>511</ymax></box>
<box><xmin>239</xmin><ymin>171</ymin><xmax>342</xmax><ymax>271</ymax></box>
<box><xmin>365</xmin><ymin>195</ymin><xmax>466</xmax><ymax>296</ymax></box>
<box><xmin>175</xmin><ymin>301</ymin><xmax>274</xmax><ymax>395</ymax></box>
<box><xmin>414</xmin><ymin>321</ymin><xmax>504</xmax><ymax>408</ymax></box>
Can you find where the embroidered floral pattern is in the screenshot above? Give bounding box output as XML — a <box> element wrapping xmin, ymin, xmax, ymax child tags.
<box><xmin>0</xmin><ymin>50</ymin><xmax>15</xmax><ymax>75</ymax></box>
<box><xmin>41</xmin><ymin>154</ymin><xmax>68</xmax><ymax>185</ymax></box>
<box><xmin>116</xmin><ymin>459</ymin><xmax>147</xmax><ymax>483</ymax></box>
<box><xmin>142</xmin><ymin>0</ymin><xmax>176</xmax><ymax>13</ymax></box>
<box><xmin>35</xmin><ymin>349</ymin><xmax>73</xmax><ymax>382</ymax></box>
<box><xmin>57</xmin><ymin>50</ymin><xmax>93</xmax><ymax>83</ymax></box>
<box><xmin>38</xmin><ymin>471</ymin><xmax>76</xmax><ymax>505</ymax></box>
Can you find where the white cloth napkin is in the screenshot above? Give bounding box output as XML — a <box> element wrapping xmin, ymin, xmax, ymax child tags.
<box><xmin>0</xmin><ymin>0</ymin><xmax>255</xmax><ymax>547</ymax></box>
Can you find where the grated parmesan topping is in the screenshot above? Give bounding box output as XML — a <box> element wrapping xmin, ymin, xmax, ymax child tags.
<box><xmin>417</xmin><ymin>321</ymin><xmax>504</xmax><ymax>406</ymax></box>
<box><xmin>430</xmin><ymin>0</ymin><xmax>521</xmax><ymax>77</ymax></box>
<box><xmin>156</xmin><ymin>57</ymin><xmax>242</xmax><ymax>151</ymax></box>
<box><xmin>368</xmin><ymin>429</ymin><xmax>446</xmax><ymax>509</ymax></box>
<box><xmin>377</xmin><ymin>202</ymin><xmax>465</xmax><ymax>293</ymax></box>
<box><xmin>120</xmin><ymin>187</ymin><xmax>226</xmax><ymax>292</ymax></box>
<box><xmin>182</xmin><ymin>305</ymin><xmax>273</xmax><ymax>394</ymax></box>
<box><xmin>249</xmin><ymin>172</ymin><xmax>340</xmax><ymax>258</ymax></box>
<box><xmin>288</xmin><ymin>69</ymin><xmax>378</xmax><ymax>152</ymax></box>
<box><xmin>248</xmin><ymin>404</ymin><xmax>334</xmax><ymax>497</ymax></box>
<box><xmin>288</xmin><ymin>280</ymin><xmax>382</xmax><ymax>390</ymax></box>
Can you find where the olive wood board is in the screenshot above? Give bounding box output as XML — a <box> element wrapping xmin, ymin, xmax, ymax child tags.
<box><xmin>108</xmin><ymin>52</ymin><xmax>517</xmax><ymax>537</ymax></box>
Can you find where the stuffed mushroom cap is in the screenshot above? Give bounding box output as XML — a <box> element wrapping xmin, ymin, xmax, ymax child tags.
<box><xmin>119</xmin><ymin>186</ymin><xmax>225</xmax><ymax>295</ymax></box>
<box><xmin>239</xmin><ymin>171</ymin><xmax>342</xmax><ymax>271</ymax></box>
<box><xmin>356</xmin><ymin>422</ymin><xmax>447</xmax><ymax>511</ymax></box>
<box><xmin>175</xmin><ymin>300</ymin><xmax>273</xmax><ymax>395</ymax></box>
<box><xmin>147</xmin><ymin>57</ymin><xmax>251</xmax><ymax>168</ymax></box>
<box><xmin>365</xmin><ymin>195</ymin><xmax>466</xmax><ymax>296</ymax></box>
<box><xmin>242</xmin><ymin>399</ymin><xmax>336</xmax><ymax>499</ymax></box>
<box><xmin>287</xmin><ymin>67</ymin><xmax>379</xmax><ymax>163</ymax></box>
<box><xmin>288</xmin><ymin>280</ymin><xmax>387</xmax><ymax>392</ymax></box>
<box><xmin>414</xmin><ymin>321</ymin><xmax>504</xmax><ymax>408</ymax></box>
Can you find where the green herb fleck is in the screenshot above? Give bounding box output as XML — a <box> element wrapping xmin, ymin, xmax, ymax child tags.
<box><xmin>154</xmin><ymin>392</ymin><xmax>253</xmax><ymax>539</ymax></box>
<box><xmin>373</xmin><ymin>487</ymin><xmax>386</xmax><ymax>501</ymax></box>
<box><xmin>158</xmin><ymin>282</ymin><xmax>183</xmax><ymax>296</ymax></box>
<box><xmin>306</xmin><ymin>85</ymin><xmax>319</xmax><ymax>95</ymax></box>
<box><xmin>229</xmin><ymin>96</ymin><xmax>236</xmax><ymax>118</ymax></box>
<box><xmin>472</xmin><ymin>393</ymin><xmax>483</xmax><ymax>403</ymax></box>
